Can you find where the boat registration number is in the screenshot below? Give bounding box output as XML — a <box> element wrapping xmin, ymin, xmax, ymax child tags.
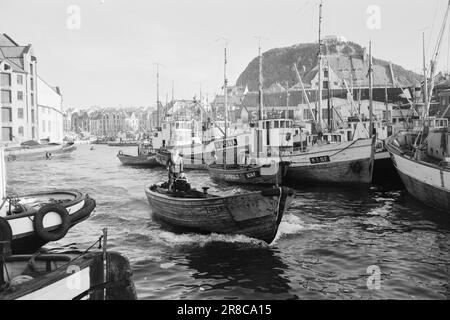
<box><xmin>310</xmin><ymin>156</ymin><xmax>331</xmax><ymax>164</ymax></box>
<box><xmin>245</xmin><ymin>172</ymin><xmax>258</xmax><ymax>179</ymax></box>
<box><xmin>215</xmin><ymin>138</ymin><xmax>238</xmax><ymax>149</ymax></box>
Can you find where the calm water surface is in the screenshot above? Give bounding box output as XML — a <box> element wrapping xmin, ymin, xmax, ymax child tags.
<box><xmin>5</xmin><ymin>144</ymin><xmax>450</xmax><ymax>300</ymax></box>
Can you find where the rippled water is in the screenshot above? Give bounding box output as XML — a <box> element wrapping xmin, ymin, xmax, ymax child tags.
<box><xmin>5</xmin><ymin>144</ymin><xmax>450</xmax><ymax>300</ymax></box>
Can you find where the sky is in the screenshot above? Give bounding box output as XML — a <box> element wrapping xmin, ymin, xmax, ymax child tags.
<box><xmin>0</xmin><ymin>0</ymin><xmax>449</xmax><ymax>110</ymax></box>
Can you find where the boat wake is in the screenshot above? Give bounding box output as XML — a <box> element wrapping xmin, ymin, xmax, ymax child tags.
<box><xmin>272</xmin><ymin>214</ymin><xmax>322</xmax><ymax>244</ymax></box>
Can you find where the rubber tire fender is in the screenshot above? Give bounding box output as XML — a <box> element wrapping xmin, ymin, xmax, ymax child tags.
<box><xmin>33</xmin><ymin>204</ymin><xmax>70</xmax><ymax>242</ymax></box>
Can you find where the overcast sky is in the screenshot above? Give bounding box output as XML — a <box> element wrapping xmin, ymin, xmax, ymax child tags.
<box><xmin>0</xmin><ymin>0</ymin><xmax>448</xmax><ymax>110</ymax></box>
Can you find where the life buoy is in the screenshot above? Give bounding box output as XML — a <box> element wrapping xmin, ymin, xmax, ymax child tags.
<box><xmin>0</xmin><ymin>217</ymin><xmax>13</xmax><ymax>243</ymax></box>
<box><xmin>118</xmin><ymin>150</ymin><xmax>124</xmax><ymax>156</ymax></box>
<box><xmin>33</xmin><ymin>204</ymin><xmax>70</xmax><ymax>242</ymax></box>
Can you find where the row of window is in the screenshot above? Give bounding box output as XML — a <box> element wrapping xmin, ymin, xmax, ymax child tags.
<box><xmin>1</xmin><ymin>107</ymin><xmax>34</xmax><ymax>122</ymax></box>
<box><xmin>0</xmin><ymin>72</ymin><xmax>31</xmax><ymax>87</ymax></box>
<box><xmin>1</xmin><ymin>89</ymin><xmax>34</xmax><ymax>105</ymax></box>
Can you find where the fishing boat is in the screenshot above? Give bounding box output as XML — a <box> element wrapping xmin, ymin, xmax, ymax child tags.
<box><xmin>207</xmin><ymin>162</ymin><xmax>288</xmax><ymax>186</ymax></box>
<box><xmin>117</xmin><ymin>143</ymin><xmax>160</xmax><ymax>167</ymax></box>
<box><xmin>108</xmin><ymin>141</ymin><xmax>140</xmax><ymax>147</ymax></box>
<box><xmin>145</xmin><ymin>182</ymin><xmax>294</xmax><ymax>244</ymax></box>
<box><xmin>385</xmin><ymin>1</ymin><xmax>450</xmax><ymax>212</ymax></box>
<box><xmin>0</xmin><ymin>231</ymin><xmax>137</xmax><ymax>300</ymax></box>
<box><xmin>4</xmin><ymin>141</ymin><xmax>76</xmax><ymax>162</ymax></box>
<box><xmin>386</xmin><ymin>121</ymin><xmax>449</xmax><ymax>212</ymax></box>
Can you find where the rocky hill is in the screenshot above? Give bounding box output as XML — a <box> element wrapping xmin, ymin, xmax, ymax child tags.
<box><xmin>236</xmin><ymin>40</ymin><xmax>422</xmax><ymax>91</ymax></box>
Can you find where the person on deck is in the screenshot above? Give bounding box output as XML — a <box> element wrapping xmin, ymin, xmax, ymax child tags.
<box><xmin>166</xmin><ymin>149</ymin><xmax>184</xmax><ymax>191</ymax></box>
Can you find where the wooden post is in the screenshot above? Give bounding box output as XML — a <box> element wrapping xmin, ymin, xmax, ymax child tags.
<box><xmin>102</xmin><ymin>228</ymin><xmax>108</xmax><ymax>300</ymax></box>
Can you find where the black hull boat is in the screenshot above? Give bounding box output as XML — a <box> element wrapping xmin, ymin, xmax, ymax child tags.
<box><xmin>145</xmin><ymin>183</ymin><xmax>294</xmax><ymax>244</ymax></box>
<box><xmin>0</xmin><ymin>190</ymin><xmax>96</xmax><ymax>254</ymax></box>
<box><xmin>117</xmin><ymin>152</ymin><xmax>159</xmax><ymax>167</ymax></box>
<box><xmin>207</xmin><ymin>162</ymin><xmax>289</xmax><ymax>186</ymax></box>
<box><xmin>0</xmin><ymin>243</ymin><xmax>136</xmax><ymax>300</ymax></box>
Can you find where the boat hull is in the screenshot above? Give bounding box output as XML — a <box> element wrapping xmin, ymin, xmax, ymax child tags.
<box><xmin>3</xmin><ymin>191</ymin><xmax>96</xmax><ymax>254</ymax></box>
<box><xmin>386</xmin><ymin>140</ymin><xmax>450</xmax><ymax>212</ymax></box>
<box><xmin>0</xmin><ymin>251</ymin><xmax>136</xmax><ymax>300</ymax></box>
<box><xmin>283</xmin><ymin>138</ymin><xmax>375</xmax><ymax>186</ymax></box>
<box><xmin>207</xmin><ymin>163</ymin><xmax>287</xmax><ymax>186</ymax></box>
<box><xmin>5</xmin><ymin>144</ymin><xmax>76</xmax><ymax>161</ymax></box>
<box><xmin>145</xmin><ymin>186</ymin><xmax>294</xmax><ymax>244</ymax></box>
<box><xmin>117</xmin><ymin>153</ymin><xmax>160</xmax><ymax>167</ymax></box>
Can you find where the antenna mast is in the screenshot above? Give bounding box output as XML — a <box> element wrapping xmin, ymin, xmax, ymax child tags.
<box><xmin>369</xmin><ymin>40</ymin><xmax>374</xmax><ymax>138</ymax></box>
<box><xmin>223</xmin><ymin>45</ymin><xmax>228</xmax><ymax>169</ymax></box>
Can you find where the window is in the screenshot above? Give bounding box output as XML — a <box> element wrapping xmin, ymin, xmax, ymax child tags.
<box><xmin>48</xmin><ymin>121</ymin><xmax>51</xmax><ymax>132</ymax></box>
<box><xmin>30</xmin><ymin>78</ymin><xmax>34</xmax><ymax>91</ymax></box>
<box><xmin>274</xmin><ymin>121</ymin><xmax>279</xmax><ymax>129</ymax></box>
<box><xmin>18</xmin><ymin>108</ymin><xmax>24</xmax><ymax>119</ymax></box>
<box><xmin>324</xmin><ymin>70</ymin><xmax>329</xmax><ymax>78</ymax></box>
<box><xmin>31</xmin><ymin>109</ymin><xmax>35</xmax><ymax>123</ymax></box>
<box><xmin>18</xmin><ymin>126</ymin><xmax>24</xmax><ymax>136</ymax></box>
<box><xmin>31</xmin><ymin>93</ymin><xmax>34</xmax><ymax>106</ymax></box>
<box><xmin>42</xmin><ymin>120</ymin><xmax>46</xmax><ymax>132</ymax></box>
<box><xmin>1</xmin><ymin>89</ymin><xmax>11</xmax><ymax>103</ymax></box>
<box><xmin>1</xmin><ymin>127</ymin><xmax>12</xmax><ymax>141</ymax></box>
<box><xmin>1</xmin><ymin>107</ymin><xmax>12</xmax><ymax>122</ymax></box>
<box><xmin>17</xmin><ymin>91</ymin><xmax>23</xmax><ymax>101</ymax></box>
<box><xmin>1</xmin><ymin>73</ymin><xmax>11</xmax><ymax>86</ymax></box>
<box><xmin>30</xmin><ymin>63</ymin><xmax>34</xmax><ymax>75</ymax></box>
<box><xmin>17</xmin><ymin>74</ymin><xmax>23</xmax><ymax>85</ymax></box>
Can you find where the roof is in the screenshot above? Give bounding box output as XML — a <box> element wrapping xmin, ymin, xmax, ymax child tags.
<box><xmin>301</xmin><ymin>54</ymin><xmax>394</xmax><ymax>88</ymax></box>
<box><xmin>0</xmin><ymin>34</ymin><xmax>32</xmax><ymax>73</ymax></box>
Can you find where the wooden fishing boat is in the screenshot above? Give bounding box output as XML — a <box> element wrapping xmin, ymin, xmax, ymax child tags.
<box><xmin>283</xmin><ymin>137</ymin><xmax>375</xmax><ymax>186</ymax></box>
<box><xmin>108</xmin><ymin>141</ymin><xmax>140</xmax><ymax>147</ymax></box>
<box><xmin>145</xmin><ymin>183</ymin><xmax>294</xmax><ymax>244</ymax></box>
<box><xmin>155</xmin><ymin>149</ymin><xmax>208</xmax><ymax>170</ymax></box>
<box><xmin>0</xmin><ymin>239</ymin><xmax>137</xmax><ymax>300</ymax></box>
<box><xmin>117</xmin><ymin>152</ymin><xmax>159</xmax><ymax>167</ymax></box>
<box><xmin>386</xmin><ymin>126</ymin><xmax>450</xmax><ymax>212</ymax></box>
<box><xmin>0</xmin><ymin>190</ymin><xmax>96</xmax><ymax>254</ymax></box>
<box><xmin>207</xmin><ymin>162</ymin><xmax>289</xmax><ymax>186</ymax></box>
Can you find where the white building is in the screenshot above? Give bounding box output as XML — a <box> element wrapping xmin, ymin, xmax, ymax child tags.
<box><xmin>37</xmin><ymin>77</ymin><xmax>63</xmax><ymax>143</ymax></box>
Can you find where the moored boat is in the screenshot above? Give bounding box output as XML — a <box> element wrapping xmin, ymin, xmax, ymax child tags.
<box><xmin>4</xmin><ymin>141</ymin><xmax>76</xmax><ymax>161</ymax></box>
<box><xmin>207</xmin><ymin>162</ymin><xmax>288</xmax><ymax>186</ymax></box>
<box><xmin>117</xmin><ymin>152</ymin><xmax>159</xmax><ymax>167</ymax></box>
<box><xmin>145</xmin><ymin>182</ymin><xmax>294</xmax><ymax>244</ymax></box>
<box><xmin>0</xmin><ymin>190</ymin><xmax>96</xmax><ymax>254</ymax></box>
<box><xmin>386</xmin><ymin>122</ymin><xmax>450</xmax><ymax>212</ymax></box>
<box><xmin>0</xmin><ymin>235</ymin><xmax>137</xmax><ymax>300</ymax></box>
<box><xmin>283</xmin><ymin>137</ymin><xmax>376</xmax><ymax>186</ymax></box>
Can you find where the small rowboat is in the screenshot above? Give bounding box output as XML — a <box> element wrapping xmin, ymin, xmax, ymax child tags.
<box><xmin>117</xmin><ymin>152</ymin><xmax>159</xmax><ymax>167</ymax></box>
<box><xmin>207</xmin><ymin>161</ymin><xmax>289</xmax><ymax>186</ymax></box>
<box><xmin>0</xmin><ymin>190</ymin><xmax>96</xmax><ymax>254</ymax></box>
<box><xmin>145</xmin><ymin>184</ymin><xmax>294</xmax><ymax>244</ymax></box>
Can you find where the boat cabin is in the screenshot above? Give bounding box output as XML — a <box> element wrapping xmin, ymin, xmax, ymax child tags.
<box><xmin>251</xmin><ymin>119</ymin><xmax>295</xmax><ymax>157</ymax></box>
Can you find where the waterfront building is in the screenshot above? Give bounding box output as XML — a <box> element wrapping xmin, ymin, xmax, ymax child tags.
<box><xmin>37</xmin><ymin>77</ymin><xmax>63</xmax><ymax>143</ymax></box>
<box><xmin>0</xmin><ymin>33</ymin><xmax>38</xmax><ymax>145</ymax></box>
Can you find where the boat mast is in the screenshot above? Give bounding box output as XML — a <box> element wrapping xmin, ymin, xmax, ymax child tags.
<box><xmin>423</xmin><ymin>32</ymin><xmax>428</xmax><ymax>106</ymax></box>
<box><xmin>155</xmin><ymin>63</ymin><xmax>162</xmax><ymax>128</ymax></box>
<box><xmin>258</xmin><ymin>38</ymin><xmax>264</xmax><ymax>121</ymax></box>
<box><xmin>223</xmin><ymin>45</ymin><xmax>228</xmax><ymax>169</ymax></box>
<box><xmin>317</xmin><ymin>0</ymin><xmax>323</xmax><ymax>136</ymax></box>
<box><xmin>368</xmin><ymin>40</ymin><xmax>374</xmax><ymax>138</ymax></box>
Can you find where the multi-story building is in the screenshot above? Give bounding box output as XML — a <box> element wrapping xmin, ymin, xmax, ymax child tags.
<box><xmin>37</xmin><ymin>77</ymin><xmax>63</xmax><ymax>143</ymax></box>
<box><xmin>0</xmin><ymin>33</ymin><xmax>38</xmax><ymax>145</ymax></box>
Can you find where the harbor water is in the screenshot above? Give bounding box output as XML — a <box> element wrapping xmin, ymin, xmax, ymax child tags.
<box><xmin>5</xmin><ymin>144</ymin><xmax>450</xmax><ymax>300</ymax></box>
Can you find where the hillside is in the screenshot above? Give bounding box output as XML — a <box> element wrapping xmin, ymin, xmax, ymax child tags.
<box><xmin>236</xmin><ymin>40</ymin><xmax>422</xmax><ymax>91</ymax></box>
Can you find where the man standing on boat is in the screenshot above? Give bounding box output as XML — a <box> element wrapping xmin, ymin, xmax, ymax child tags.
<box><xmin>166</xmin><ymin>149</ymin><xmax>184</xmax><ymax>191</ymax></box>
